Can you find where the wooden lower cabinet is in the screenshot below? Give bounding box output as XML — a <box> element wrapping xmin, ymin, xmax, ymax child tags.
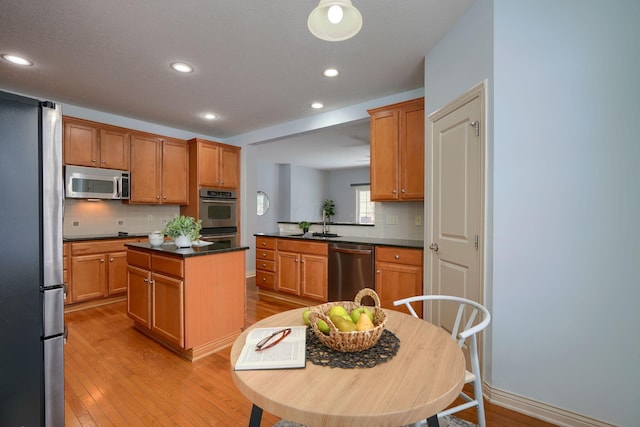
<box><xmin>127</xmin><ymin>247</ymin><xmax>246</xmax><ymax>361</ymax></box>
<box><xmin>68</xmin><ymin>238</ymin><xmax>141</xmax><ymax>304</ymax></box>
<box><xmin>276</xmin><ymin>239</ymin><xmax>328</xmax><ymax>303</ymax></box>
<box><xmin>255</xmin><ymin>236</ymin><xmax>276</xmax><ymax>291</ymax></box>
<box><xmin>375</xmin><ymin>246</ymin><xmax>424</xmax><ymax>317</ymax></box>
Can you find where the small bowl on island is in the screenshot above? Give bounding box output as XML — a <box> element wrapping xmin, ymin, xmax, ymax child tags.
<box><xmin>148</xmin><ymin>231</ymin><xmax>164</xmax><ymax>247</ymax></box>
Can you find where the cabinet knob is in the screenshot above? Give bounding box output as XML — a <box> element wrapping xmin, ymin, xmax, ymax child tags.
<box><xmin>394</xmin><ymin>255</ymin><xmax>400</xmax><ymax>259</ymax></box>
<box><xmin>262</xmin><ymin>277</ymin><xmax>266</xmax><ymax>282</ymax></box>
<box><xmin>143</xmin><ymin>278</ymin><xmax>149</xmax><ymax>283</ymax></box>
<box><xmin>261</xmin><ymin>263</ymin><xmax>266</xmax><ymax>267</ymax></box>
<box><xmin>392</xmin><ymin>190</ymin><xmax>397</xmax><ymax>194</ymax></box>
<box><xmin>376</xmin><ymin>270</ymin><xmax>380</xmax><ymax>274</ymax></box>
<box><xmin>110</xmin><ymin>257</ymin><xmax>114</xmax><ymax>262</ymax></box>
<box><xmin>101</xmin><ymin>160</ymin><xmax>106</xmax><ymax>164</ymax></box>
<box><xmin>262</xmin><ymin>253</ymin><xmax>267</xmax><ymax>257</ymax></box>
<box><xmin>100</xmin><ymin>258</ymin><xmax>105</xmax><ymax>263</ymax></box>
<box><xmin>261</xmin><ymin>242</ymin><xmax>266</xmax><ymax>246</ymax></box>
<box><xmin>92</xmin><ymin>159</ymin><xmax>97</xmax><ymax>163</ymax></box>
<box><xmin>156</xmin><ymin>195</ymin><xmax>160</xmax><ymax>199</ymax></box>
<box><xmin>401</xmin><ymin>189</ymin><xmax>406</xmax><ymax>193</ymax></box>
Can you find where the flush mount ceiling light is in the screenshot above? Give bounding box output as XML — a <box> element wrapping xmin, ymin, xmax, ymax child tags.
<box><xmin>170</xmin><ymin>62</ymin><xmax>194</xmax><ymax>73</ymax></box>
<box><xmin>1</xmin><ymin>54</ymin><xmax>33</xmax><ymax>66</ymax></box>
<box><xmin>311</xmin><ymin>102</ymin><xmax>324</xmax><ymax>109</ymax></box>
<box><xmin>308</xmin><ymin>0</ymin><xmax>362</xmax><ymax>42</ymax></box>
<box><xmin>323</xmin><ymin>68</ymin><xmax>339</xmax><ymax>77</ymax></box>
<box><xmin>201</xmin><ymin>112</ymin><xmax>218</xmax><ymax>120</ymax></box>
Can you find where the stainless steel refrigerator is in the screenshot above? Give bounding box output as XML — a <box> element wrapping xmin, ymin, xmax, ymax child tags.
<box><xmin>0</xmin><ymin>90</ymin><xmax>65</xmax><ymax>426</ymax></box>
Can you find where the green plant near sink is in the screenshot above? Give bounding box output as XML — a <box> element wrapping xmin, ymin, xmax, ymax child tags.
<box><xmin>162</xmin><ymin>215</ymin><xmax>202</xmax><ymax>241</ymax></box>
<box><xmin>298</xmin><ymin>221</ymin><xmax>311</xmax><ymax>233</ymax></box>
<box><xmin>323</xmin><ymin>199</ymin><xmax>335</xmax><ymax>222</ymax></box>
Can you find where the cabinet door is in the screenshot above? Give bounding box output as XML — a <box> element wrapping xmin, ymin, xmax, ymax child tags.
<box><xmin>220</xmin><ymin>147</ymin><xmax>240</xmax><ymax>189</ymax></box>
<box><xmin>276</xmin><ymin>251</ymin><xmax>300</xmax><ymax>295</ymax></box>
<box><xmin>107</xmin><ymin>251</ymin><xmax>128</xmax><ymax>295</ymax></box>
<box><xmin>130</xmin><ymin>134</ymin><xmax>162</xmax><ymax>203</ymax></box>
<box><xmin>71</xmin><ymin>254</ymin><xmax>106</xmax><ymax>302</ymax></box>
<box><xmin>152</xmin><ymin>273</ymin><xmax>184</xmax><ymax>348</ymax></box>
<box><xmin>301</xmin><ymin>254</ymin><xmax>328</xmax><ymax>302</ymax></box>
<box><xmin>161</xmin><ymin>139</ymin><xmax>188</xmax><ymax>204</ymax></box>
<box><xmin>375</xmin><ymin>262</ymin><xmax>423</xmax><ymax>317</ymax></box>
<box><xmin>370</xmin><ymin>110</ymin><xmax>399</xmax><ymax>201</ymax></box>
<box><xmin>127</xmin><ymin>265</ymin><xmax>151</xmax><ymax>327</ymax></box>
<box><xmin>198</xmin><ymin>142</ymin><xmax>220</xmax><ymax>187</ymax></box>
<box><xmin>399</xmin><ymin>101</ymin><xmax>425</xmax><ymax>199</ymax></box>
<box><xmin>100</xmin><ymin>128</ymin><xmax>130</xmax><ymax>170</ymax></box>
<box><xmin>64</xmin><ymin>119</ymin><xmax>99</xmax><ymax>167</ymax></box>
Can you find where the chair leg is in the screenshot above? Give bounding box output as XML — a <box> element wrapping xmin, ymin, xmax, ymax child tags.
<box><xmin>473</xmin><ymin>378</ymin><xmax>486</xmax><ymax>427</ymax></box>
<box><xmin>426</xmin><ymin>415</ymin><xmax>440</xmax><ymax>427</ymax></box>
<box><xmin>248</xmin><ymin>404</ymin><xmax>262</xmax><ymax>427</ymax></box>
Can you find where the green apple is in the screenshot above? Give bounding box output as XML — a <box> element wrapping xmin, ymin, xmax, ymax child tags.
<box><xmin>302</xmin><ymin>309</ymin><xmax>311</xmax><ymax>325</ymax></box>
<box><xmin>350</xmin><ymin>307</ymin><xmax>374</xmax><ymax>324</ymax></box>
<box><xmin>317</xmin><ymin>319</ymin><xmax>330</xmax><ymax>335</ymax></box>
<box><xmin>328</xmin><ymin>305</ymin><xmax>348</xmax><ymax>318</ymax></box>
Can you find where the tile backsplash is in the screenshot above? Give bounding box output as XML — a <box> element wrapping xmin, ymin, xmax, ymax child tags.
<box><xmin>278</xmin><ymin>201</ymin><xmax>424</xmax><ymax>241</ymax></box>
<box><xmin>63</xmin><ymin>199</ymin><xmax>180</xmax><ymax>237</ymax></box>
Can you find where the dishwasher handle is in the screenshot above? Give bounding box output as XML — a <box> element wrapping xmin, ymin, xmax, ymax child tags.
<box><xmin>330</xmin><ymin>247</ymin><xmax>373</xmax><ymax>255</ymax></box>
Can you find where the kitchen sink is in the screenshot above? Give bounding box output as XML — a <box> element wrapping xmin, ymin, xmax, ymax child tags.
<box><xmin>312</xmin><ymin>232</ymin><xmax>341</xmax><ymax>238</ymax></box>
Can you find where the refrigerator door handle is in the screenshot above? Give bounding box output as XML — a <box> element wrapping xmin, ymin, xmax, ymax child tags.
<box><xmin>42</xmin><ymin>286</ymin><xmax>64</xmax><ymax>338</ymax></box>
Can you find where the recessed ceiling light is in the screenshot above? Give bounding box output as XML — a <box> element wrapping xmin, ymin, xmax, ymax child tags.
<box><xmin>170</xmin><ymin>62</ymin><xmax>194</xmax><ymax>73</ymax></box>
<box><xmin>311</xmin><ymin>102</ymin><xmax>324</xmax><ymax>109</ymax></box>
<box><xmin>2</xmin><ymin>54</ymin><xmax>33</xmax><ymax>66</ymax></box>
<box><xmin>323</xmin><ymin>68</ymin><xmax>339</xmax><ymax>77</ymax></box>
<box><xmin>201</xmin><ymin>112</ymin><xmax>218</xmax><ymax>120</ymax></box>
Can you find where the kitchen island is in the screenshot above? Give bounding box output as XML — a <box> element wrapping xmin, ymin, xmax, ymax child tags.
<box><xmin>126</xmin><ymin>242</ymin><xmax>249</xmax><ymax>361</ymax></box>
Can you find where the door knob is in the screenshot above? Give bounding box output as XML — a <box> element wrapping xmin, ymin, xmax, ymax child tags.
<box><xmin>429</xmin><ymin>243</ymin><xmax>439</xmax><ymax>252</ymax></box>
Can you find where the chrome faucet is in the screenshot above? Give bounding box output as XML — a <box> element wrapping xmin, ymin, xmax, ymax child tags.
<box><xmin>322</xmin><ymin>210</ymin><xmax>327</xmax><ymax>234</ymax></box>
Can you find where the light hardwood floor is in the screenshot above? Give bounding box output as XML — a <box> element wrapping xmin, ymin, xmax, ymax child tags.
<box><xmin>64</xmin><ymin>279</ymin><xmax>556</xmax><ymax>426</ymax></box>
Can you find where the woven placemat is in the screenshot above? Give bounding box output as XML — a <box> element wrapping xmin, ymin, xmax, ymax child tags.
<box><xmin>306</xmin><ymin>327</ymin><xmax>400</xmax><ymax>368</ymax></box>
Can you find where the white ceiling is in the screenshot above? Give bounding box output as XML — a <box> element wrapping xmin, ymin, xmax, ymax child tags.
<box><xmin>0</xmin><ymin>0</ymin><xmax>474</xmax><ymax>169</ymax></box>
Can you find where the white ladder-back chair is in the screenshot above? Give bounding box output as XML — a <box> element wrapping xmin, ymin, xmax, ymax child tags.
<box><xmin>393</xmin><ymin>295</ymin><xmax>491</xmax><ymax>427</ymax></box>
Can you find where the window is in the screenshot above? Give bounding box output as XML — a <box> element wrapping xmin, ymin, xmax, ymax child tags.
<box><xmin>355</xmin><ymin>185</ymin><xmax>375</xmax><ymax>224</ymax></box>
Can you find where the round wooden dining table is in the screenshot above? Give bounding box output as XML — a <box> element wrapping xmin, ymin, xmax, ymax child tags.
<box><xmin>230</xmin><ymin>307</ymin><xmax>465</xmax><ymax>427</ymax></box>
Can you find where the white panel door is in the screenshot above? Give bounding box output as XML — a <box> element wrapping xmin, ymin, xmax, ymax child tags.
<box><xmin>427</xmin><ymin>85</ymin><xmax>485</xmax><ymax>335</ymax></box>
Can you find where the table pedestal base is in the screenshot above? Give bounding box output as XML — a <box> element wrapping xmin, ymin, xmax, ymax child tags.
<box><xmin>247</xmin><ymin>404</ymin><xmax>440</xmax><ymax>427</ymax></box>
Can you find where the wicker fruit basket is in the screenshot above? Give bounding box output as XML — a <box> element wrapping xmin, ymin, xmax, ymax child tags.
<box><xmin>307</xmin><ymin>288</ymin><xmax>387</xmax><ymax>352</ymax></box>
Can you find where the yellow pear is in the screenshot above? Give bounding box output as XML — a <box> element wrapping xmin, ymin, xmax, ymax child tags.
<box><xmin>356</xmin><ymin>311</ymin><xmax>375</xmax><ymax>331</ymax></box>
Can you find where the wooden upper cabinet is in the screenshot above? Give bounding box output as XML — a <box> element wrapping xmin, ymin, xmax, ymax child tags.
<box><xmin>162</xmin><ymin>139</ymin><xmax>189</xmax><ymax>204</ymax></box>
<box><xmin>368</xmin><ymin>98</ymin><xmax>424</xmax><ymax>201</ymax></box>
<box><xmin>100</xmin><ymin>128</ymin><xmax>130</xmax><ymax>170</ymax></box>
<box><xmin>129</xmin><ymin>133</ymin><xmax>188</xmax><ymax>205</ymax></box>
<box><xmin>63</xmin><ymin>117</ymin><xmax>130</xmax><ymax>170</ymax></box>
<box><xmin>189</xmin><ymin>138</ymin><xmax>240</xmax><ymax>189</ymax></box>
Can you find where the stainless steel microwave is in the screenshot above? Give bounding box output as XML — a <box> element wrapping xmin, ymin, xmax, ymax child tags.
<box><xmin>65</xmin><ymin>165</ymin><xmax>130</xmax><ymax>200</ymax></box>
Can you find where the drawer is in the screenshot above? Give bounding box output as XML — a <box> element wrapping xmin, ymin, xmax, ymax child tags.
<box><xmin>277</xmin><ymin>239</ymin><xmax>328</xmax><ymax>256</ymax></box>
<box><xmin>71</xmin><ymin>238</ymin><xmax>139</xmax><ymax>255</ymax></box>
<box><xmin>152</xmin><ymin>254</ymin><xmax>184</xmax><ymax>278</ymax></box>
<box><xmin>256</xmin><ymin>236</ymin><xmax>276</xmax><ymax>250</ymax></box>
<box><xmin>376</xmin><ymin>246</ymin><xmax>423</xmax><ymax>266</ymax></box>
<box><xmin>256</xmin><ymin>271</ymin><xmax>275</xmax><ymax>290</ymax></box>
<box><xmin>256</xmin><ymin>259</ymin><xmax>275</xmax><ymax>272</ymax></box>
<box><xmin>256</xmin><ymin>249</ymin><xmax>275</xmax><ymax>261</ymax></box>
<box><xmin>127</xmin><ymin>249</ymin><xmax>151</xmax><ymax>269</ymax></box>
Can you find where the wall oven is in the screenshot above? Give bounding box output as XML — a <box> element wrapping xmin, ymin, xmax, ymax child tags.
<box><xmin>199</xmin><ymin>188</ymin><xmax>238</xmax><ymax>236</ymax></box>
<box><xmin>199</xmin><ymin>232</ymin><xmax>238</xmax><ymax>249</ymax></box>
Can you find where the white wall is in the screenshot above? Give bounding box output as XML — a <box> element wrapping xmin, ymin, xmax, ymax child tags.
<box><xmin>327</xmin><ymin>167</ymin><xmax>370</xmax><ymax>223</ymax></box>
<box><xmin>427</xmin><ymin>0</ymin><xmax>640</xmax><ymax>425</ymax></box>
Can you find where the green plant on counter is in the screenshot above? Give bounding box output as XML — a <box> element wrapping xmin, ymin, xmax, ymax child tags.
<box><xmin>162</xmin><ymin>215</ymin><xmax>202</xmax><ymax>240</ymax></box>
<box><xmin>298</xmin><ymin>221</ymin><xmax>311</xmax><ymax>232</ymax></box>
<box><xmin>323</xmin><ymin>199</ymin><xmax>335</xmax><ymax>222</ymax></box>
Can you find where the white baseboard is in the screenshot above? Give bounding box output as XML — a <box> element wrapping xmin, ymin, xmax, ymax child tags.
<box><xmin>484</xmin><ymin>382</ymin><xmax>616</xmax><ymax>427</ymax></box>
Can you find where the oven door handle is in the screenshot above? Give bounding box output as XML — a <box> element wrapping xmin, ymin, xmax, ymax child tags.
<box><xmin>200</xmin><ymin>199</ymin><xmax>235</xmax><ymax>203</ymax></box>
<box><xmin>202</xmin><ymin>234</ymin><xmax>236</xmax><ymax>239</ymax></box>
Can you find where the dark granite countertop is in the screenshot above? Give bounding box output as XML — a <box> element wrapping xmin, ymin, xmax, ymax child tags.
<box><xmin>125</xmin><ymin>242</ymin><xmax>249</xmax><ymax>258</ymax></box>
<box><xmin>254</xmin><ymin>233</ymin><xmax>424</xmax><ymax>249</ymax></box>
<box><xmin>64</xmin><ymin>233</ymin><xmax>150</xmax><ymax>242</ymax></box>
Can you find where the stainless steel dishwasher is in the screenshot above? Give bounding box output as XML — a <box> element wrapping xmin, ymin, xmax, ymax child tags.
<box><xmin>328</xmin><ymin>243</ymin><xmax>375</xmax><ymax>304</ymax></box>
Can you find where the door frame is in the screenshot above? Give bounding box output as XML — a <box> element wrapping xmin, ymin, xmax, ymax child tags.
<box><xmin>425</xmin><ymin>80</ymin><xmax>487</xmax><ymax>306</ymax></box>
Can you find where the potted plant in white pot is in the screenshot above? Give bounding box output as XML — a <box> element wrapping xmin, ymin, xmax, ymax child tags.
<box><xmin>162</xmin><ymin>215</ymin><xmax>202</xmax><ymax>248</ymax></box>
